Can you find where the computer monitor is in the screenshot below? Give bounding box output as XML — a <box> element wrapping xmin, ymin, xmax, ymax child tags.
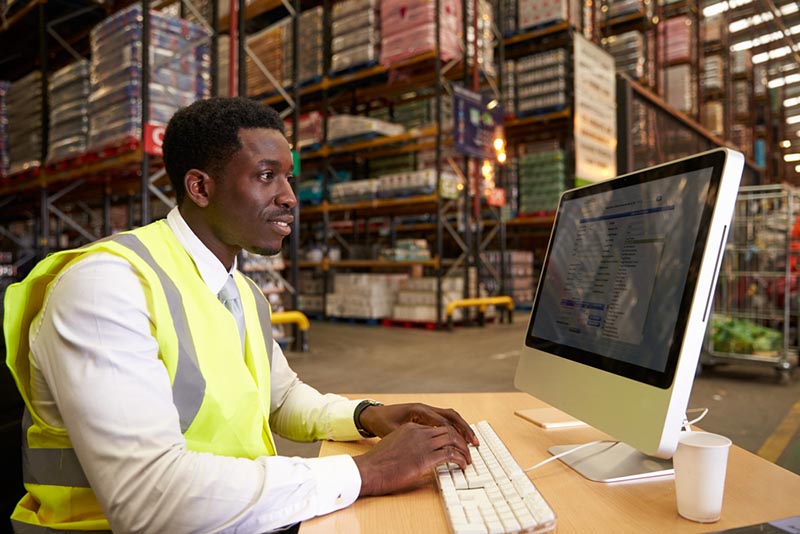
<box><xmin>514</xmin><ymin>148</ymin><xmax>744</xmax><ymax>482</ymax></box>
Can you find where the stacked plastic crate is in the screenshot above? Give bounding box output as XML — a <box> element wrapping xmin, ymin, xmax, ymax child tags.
<box><xmin>47</xmin><ymin>60</ymin><xmax>91</xmax><ymax>164</ymax></box>
<box><xmin>515</xmin><ymin>48</ymin><xmax>568</xmax><ymax>116</ymax></box>
<box><xmin>88</xmin><ymin>5</ymin><xmax>210</xmax><ymax>151</ymax></box>
<box><xmin>0</xmin><ymin>81</ymin><xmax>8</xmax><ymax>177</ymax></box>
<box><xmin>380</xmin><ymin>0</ymin><xmax>462</xmax><ymax>66</ymax></box>
<box><xmin>284</xmin><ymin>6</ymin><xmax>324</xmax><ymax>85</ymax></box>
<box><xmin>331</xmin><ymin>0</ymin><xmax>380</xmax><ymax>75</ymax></box>
<box><xmin>6</xmin><ymin>71</ymin><xmax>43</xmax><ymax>174</ymax></box>
<box><xmin>517</xmin><ymin>141</ymin><xmax>566</xmax><ymax>215</ymax></box>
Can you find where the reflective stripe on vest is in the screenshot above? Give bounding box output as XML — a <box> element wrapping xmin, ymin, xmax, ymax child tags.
<box><xmin>112</xmin><ymin>233</ymin><xmax>206</xmax><ymax>432</ymax></box>
<box><xmin>11</xmin><ymin>518</ymin><xmax>111</xmax><ymax>534</ymax></box>
<box><xmin>242</xmin><ymin>277</ymin><xmax>274</xmax><ymax>364</ymax></box>
<box><xmin>19</xmin><ymin>232</ymin><xmax>275</xmax><ymax>489</ymax></box>
<box><xmin>20</xmin><ymin>409</ymin><xmax>89</xmax><ymax>488</ymax></box>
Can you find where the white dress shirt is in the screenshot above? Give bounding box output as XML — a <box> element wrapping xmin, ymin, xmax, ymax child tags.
<box><xmin>27</xmin><ymin>207</ymin><xmax>363</xmax><ymax>533</ymax></box>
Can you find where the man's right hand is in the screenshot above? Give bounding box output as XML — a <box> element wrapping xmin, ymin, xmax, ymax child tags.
<box><xmin>352</xmin><ymin>422</ymin><xmax>472</xmax><ymax>496</ymax></box>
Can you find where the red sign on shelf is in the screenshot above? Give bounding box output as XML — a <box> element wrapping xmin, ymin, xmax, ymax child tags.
<box><xmin>144</xmin><ymin>123</ymin><xmax>166</xmax><ymax>156</ymax></box>
<box><xmin>487</xmin><ymin>187</ymin><xmax>506</xmax><ymax>208</ymax></box>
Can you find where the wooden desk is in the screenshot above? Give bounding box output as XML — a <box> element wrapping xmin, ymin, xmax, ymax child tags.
<box><xmin>300</xmin><ymin>392</ymin><xmax>800</xmax><ymax>534</ymax></box>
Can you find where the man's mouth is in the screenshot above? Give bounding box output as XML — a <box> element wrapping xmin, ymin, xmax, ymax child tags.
<box><xmin>268</xmin><ymin>219</ymin><xmax>293</xmax><ymax>235</ymax></box>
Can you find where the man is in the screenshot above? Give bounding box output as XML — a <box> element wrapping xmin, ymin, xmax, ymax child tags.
<box><xmin>4</xmin><ymin>97</ymin><xmax>477</xmax><ymax>533</ymax></box>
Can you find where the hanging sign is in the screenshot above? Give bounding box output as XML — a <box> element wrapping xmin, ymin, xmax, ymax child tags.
<box><xmin>453</xmin><ymin>84</ymin><xmax>504</xmax><ymax>160</ymax></box>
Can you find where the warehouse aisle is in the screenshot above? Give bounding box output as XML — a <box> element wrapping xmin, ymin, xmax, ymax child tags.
<box><xmin>281</xmin><ymin>313</ymin><xmax>800</xmax><ymax>476</ymax></box>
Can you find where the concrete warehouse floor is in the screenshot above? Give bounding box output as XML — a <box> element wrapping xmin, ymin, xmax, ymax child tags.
<box><xmin>277</xmin><ymin>312</ymin><xmax>800</xmax><ymax>478</ymax></box>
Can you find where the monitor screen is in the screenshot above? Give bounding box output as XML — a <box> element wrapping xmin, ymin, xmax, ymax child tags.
<box><xmin>528</xmin><ymin>164</ymin><xmax>713</xmax><ymax>387</ymax></box>
<box><xmin>515</xmin><ymin>148</ymin><xmax>744</xmax><ymax>475</ymax></box>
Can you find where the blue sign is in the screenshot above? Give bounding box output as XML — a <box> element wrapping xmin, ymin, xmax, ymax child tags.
<box><xmin>453</xmin><ymin>84</ymin><xmax>504</xmax><ymax>160</ymax></box>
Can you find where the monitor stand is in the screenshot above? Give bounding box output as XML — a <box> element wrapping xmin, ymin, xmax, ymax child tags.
<box><xmin>549</xmin><ymin>442</ymin><xmax>674</xmax><ymax>483</ymax></box>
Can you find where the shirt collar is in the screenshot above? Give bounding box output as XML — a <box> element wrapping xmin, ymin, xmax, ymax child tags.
<box><xmin>165</xmin><ymin>206</ymin><xmax>237</xmax><ymax>295</ymax></box>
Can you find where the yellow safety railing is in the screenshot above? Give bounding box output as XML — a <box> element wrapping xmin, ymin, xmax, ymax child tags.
<box><xmin>271</xmin><ymin>311</ymin><xmax>310</xmax><ymax>352</ymax></box>
<box><xmin>444</xmin><ymin>296</ymin><xmax>515</xmax><ymax>330</ymax></box>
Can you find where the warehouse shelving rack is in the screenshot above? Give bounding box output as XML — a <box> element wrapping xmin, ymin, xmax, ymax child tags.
<box><xmin>0</xmin><ymin>0</ymin><xmax>229</xmax><ymax>270</ymax></box>
<box><xmin>248</xmin><ymin>0</ymin><xmax>515</xmax><ymax>328</ymax></box>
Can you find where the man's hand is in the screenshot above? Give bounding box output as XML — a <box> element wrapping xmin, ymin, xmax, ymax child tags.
<box><xmin>353</xmin><ymin>422</ymin><xmax>472</xmax><ymax>496</ymax></box>
<box><xmin>359</xmin><ymin>402</ymin><xmax>479</xmax><ymax>446</ymax></box>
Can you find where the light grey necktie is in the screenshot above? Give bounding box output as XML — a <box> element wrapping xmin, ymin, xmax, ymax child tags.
<box><xmin>219</xmin><ymin>275</ymin><xmax>246</xmax><ymax>349</ymax></box>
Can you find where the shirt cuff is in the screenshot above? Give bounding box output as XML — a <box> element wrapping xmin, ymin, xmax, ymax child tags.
<box><xmin>326</xmin><ymin>398</ymin><xmax>367</xmax><ymax>441</ymax></box>
<box><xmin>306</xmin><ymin>454</ymin><xmax>361</xmax><ymax>514</ymax></box>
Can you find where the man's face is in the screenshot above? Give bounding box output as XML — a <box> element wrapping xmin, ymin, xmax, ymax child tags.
<box><xmin>207</xmin><ymin>127</ymin><xmax>297</xmax><ymax>256</ymax></box>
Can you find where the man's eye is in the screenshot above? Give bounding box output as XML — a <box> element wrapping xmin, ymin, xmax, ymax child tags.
<box><xmin>260</xmin><ymin>171</ymin><xmax>273</xmax><ymax>180</ymax></box>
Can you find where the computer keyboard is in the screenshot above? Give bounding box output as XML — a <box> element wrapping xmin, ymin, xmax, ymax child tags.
<box><xmin>435</xmin><ymin>420</ymin><xmax>557</xmax><ymax>534</ymax></box>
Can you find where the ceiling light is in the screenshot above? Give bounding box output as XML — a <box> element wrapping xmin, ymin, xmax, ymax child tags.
<box><xmin>756</xmin><ymin>46</ymin><xmax>793</xmax><ymax>64</ymax></box>
<box><xmin>787</xmin><ymin>115</ymin><xmax>800</xmax><ymax>125</ymax></box>
<box><xmin>782</xmin><ymin>140</ymin><xmax>793</xmax><ymax>148</ymax></box>
<box><xmin>784</xmin><ymin>153</ymin><xmax>800</xmax><ymax>162</ymax></box>
<box><xmin>703</xmin><ymin>0</ymin><xmax>754</xmax><ymax>18</ymax></box>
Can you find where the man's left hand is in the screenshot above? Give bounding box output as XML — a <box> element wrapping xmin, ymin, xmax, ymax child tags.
<box><xmin>359</xmin><ymin>403</ymin><xmax>479</xmax><ymax>446</ymax></box>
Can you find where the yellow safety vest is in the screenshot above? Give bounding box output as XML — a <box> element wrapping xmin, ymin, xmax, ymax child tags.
<box><xmin>4</xmin><ymin>221</ymin><xmax>277</xmax><ymax>532</ymax></box>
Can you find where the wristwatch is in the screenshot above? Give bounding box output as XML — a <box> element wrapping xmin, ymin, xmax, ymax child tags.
<box><xmin>353</xmin><ymin>399</ymin><xmax>383</xmax><ymax>438</ymax></box>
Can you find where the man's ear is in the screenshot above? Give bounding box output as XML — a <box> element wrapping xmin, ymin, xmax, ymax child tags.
<box><xmin>184</xmin><ymin>169</ymin><xmax>213</xmax><ymax>208</ymax></box>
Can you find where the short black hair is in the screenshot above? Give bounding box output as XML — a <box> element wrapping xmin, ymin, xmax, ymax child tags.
<box><xmin>162</xmin><ymin>97</ymin><xmax>285</xmax><ymax>204</ymax></box>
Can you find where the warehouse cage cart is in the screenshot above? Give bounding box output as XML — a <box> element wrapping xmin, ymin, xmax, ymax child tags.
<box><xmin>703</xmin><ymin>184</ymin><xmax>800</xmax><ymax>384</ymax></box>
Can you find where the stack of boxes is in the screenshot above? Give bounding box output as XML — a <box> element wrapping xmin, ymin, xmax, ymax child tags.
<box><xmin>326</xmin><ymin>273</ymin><xmax>407</xmax><ymax>319</ymax></box>
<box><xmin>6</xmin><ymin>71</ymin><xmax>43</xmax><ymax>174</ymax></box>
<box><xmin>377</xmin><ymin>169</ymin><xmax>458</xmax><ymax>198</ymax></box>
<box><xmin>604</xmin><ymin>31</ymin><xmax>646</xmax><ymax>82</ymax></box>
<box><xmin>466</xmin><ymin>0</ymin><xmax>495</xmax><ymax>77</ymax></box>
<box><xmin>217</xmin><ymin>34</ymin><xmax>230</xmax><ymax>96</ymax></box>
<box><xmin>284</xmin><ymin>111</ymin><xmax>324</xmax><ymax>150</ymax></box>
<box><xmin>331</xmin><ymin>0</ymin><xmax>380</xmax><ymax>75</ymax></box>
<box><xmin>47</xmin><ymin>60</ymin><xmax>90</xmax><ymax>164</ymax></box>
<box><xmin>517</xmin><ymin>0</ymin><xmax>581</xmax><ymax>31</ymax></box>
<box><xmin>517</xmin><ymin>142</ymin><xmax>566</xmax><ymax>215</ymax></box>
<box><xmin>0</xmin><ymin>81</ymin><xmax>8</xmax><ymax>177</ymax></box>
<box><xmin>503</xmin><ymin>59</ymin><xmax>516</xmax><ymax>116</ymax></box>
<box><xmin>393</xmin><ymin>276</ymin><xmax>465</xmax><ymax>323</ymax></box>
<box><xmin>298</xmin><ymin>271</ymin><xmax>326</xmax><ymax>315</ymax></box>
<box><xmin>605</xmin><ymin>0</ymin><xmax>651</xmax><ymax>19</ymax></box>
<box><xmin>245</xmin><ymin>21</ymin><xmax>287</xmax><ymax>97</ymax></box>
<box><xmin>731</xmin><ymin>51</ymin><xmax>752</xmax><ymax>156</ymax></box>
<box><xmin>703</xmin><ymin>55</ymin><xmax>723</xmax><ymax>92</ymax></box>
<box><xmin>702</xmin><ymin>54</ymin><xmax>724</xmax><ymax>136</ymax></box>
<box><xmin>501</xmin><ymin>0</ymin><xmax>517</xmax><ymax>35</ymax></box>
<box><xmin>284</xmin><ymin>7</ymin><xmax>324</xmax><ymax>85</ymax></box>
<box><xmin>380</xmin><ymin>0</ymin><xmax>462</xmax><ymax>66</ymax></box>
<box><xmin>514</xmin><ymin>48</ymin><xmax>568</xmax><ymax>116</ymax></box>
<box><xmin>88</xmin><ymin>5</ymin><xmax>210</xmax><ymax>151</ymax></box>
<box><xmin>380</xmin><ymin>238</ymin><xmax>431</xmax><ymax>261</ymax></box>
<box><xmin>480</xmin><ymin>250</ymin><xmax>535</xmax><ymax>308</ymax></box>
<box><xmin>327</xmin><ymin>114</ymin><xmax>404</xmax><ymax>143</ymax></box>
<box><xmin>658</xmin><ymin>15</ymin><xmax>694</xmax><ymax>116</ymax></box>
